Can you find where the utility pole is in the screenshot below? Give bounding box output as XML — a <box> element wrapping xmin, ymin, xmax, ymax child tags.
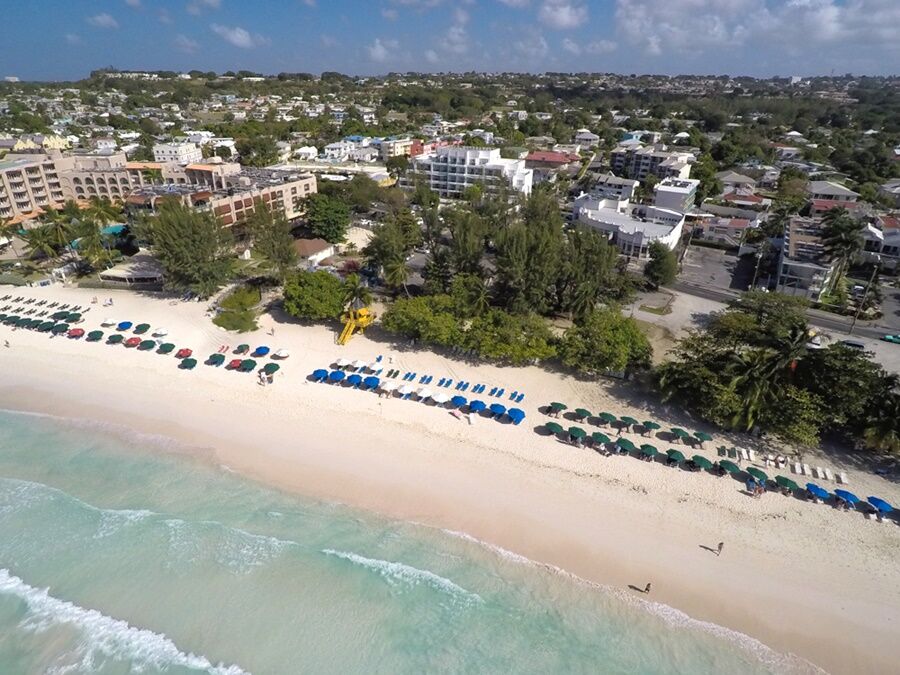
<box><xmin>848</xmin><ymin>264</ymin><xmax>879</xmax><ymax>335</ymax></box>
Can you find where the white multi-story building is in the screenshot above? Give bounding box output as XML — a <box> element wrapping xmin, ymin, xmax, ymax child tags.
<box><xmin>610</xmin><ymin>143</ymin><xmax>694</xmax><ymax>181</ymax></box>
<box><xmin>654</xmin><ymin>177</ymin><xmax>700</xmax><ymax>213</ymax></box>
<box><xmin>401</xmin><ymin>146</ymin><xmax>533</xmax><ymax>198</ymax></box>
<box><xmin>589</xmin><ymin>173</ymin><xmax>638</xmax><ymax>201</ymax></box>
<box><xmin>572</xmin><ymin>195</ymin><xmax>684</xmax><ymax>258</ymax></box>
<box><xmin>152</xmin><ymin>142</ymin><xmax>202</xmax><ymax>164</ymax></box>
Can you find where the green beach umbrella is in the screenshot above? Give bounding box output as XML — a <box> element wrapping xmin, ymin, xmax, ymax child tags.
<box><xmin>50</xmin><ymin>310</ymin><xmax>68</xmax><ymax>320</ymax></box>
<box><xmin>642</xmin><ymin>421</ymin><xmax>661</xmax><ymax>435</ymax></box>
<box><xmin>747</xmin><ymin>467</ymin><xmax>768</xmax><ymax>483</ymax></box>
<box><xmin>719</xmin><ymin>460</ymin><xmax>741</xmax><ymax>474</ymax></box>
<box><xmin>37</xmin><ymin>320</ymin><xmax>55</xmax><ymax>332</ymax></box>
<box><xmin>568</xmin><ymin>426</ymin><xmax>586</xmax><ymax>439</ymax></box>
<box><xmin>545</xmin><ymin>422</ymin><xmax>564</xmax><ymax>435</ymax></box>
<box><xmin>263</xmin><ymin>363</ymin><xmax>280</xmax><ymax>375</ymax></box>
<box><xmin>671</xmin><ymin>428</ymin><xmax>690</xmax><ymax>442</ymax></box>
<box><xmin>87</xmin><ymin>330</ymin><xmax>104</xmax><ymax>341</ymax></box>
<box><xmin>591</xmin><ymin>432</ymin><xmax>611</xmax><ymax>445</ymax></box>
<box><xmin>694</xmin><ymin>431</ymin><xmax>713</xmax><ymax>442</ymax></box>
<box><xmin>16</xmin><ymin>317</ymin><xmax>31</xmax><ymax>327</ymax></box>
<box><xmin>240</xmin><ymin>359</ymin><xmax>257</xmax><ymax>372</ymax></box>
<box><xmin>207</xmin><ymin>353</ymin><xmax>225</xmax><ymax>366</ymax></box>
<box><xmin>667</xmin><ymin>449</ymin><xmax>686</xmax><ymax>463</ymax></box>
<box><xmin>138</xmin><ymin>339</ymin><xmax>156</xmax><ymax>350</ymax></box>
<box><xmin>51</xmin><ymin>323</ymin><xmax>69</xmax><ymax>334</ymax></box>
<box><xmin>692</xmin><ymin>455</ymin><xmax>713</xmax><ymax>470</ymax></box>
<box><xmin>181</xmin><ymin>357</ymin><xmax>198</xmax><ymax>370</ymax></box>
<box><xmin>235</xmin><ymin>344</ymin><xmax>250</xmax><ymax>354</ymax></box>
<box><xmin>4</xmin><ymin>315</ymin><xmax>20</xmax><ymax>324</ymax></box>
<box><xmin>157</xmin><ymin>343</ymin><xmax>175</xmax><ymax>354</ymax></box>
<box><xmin>616</xmin><ymin>437</ymin><xmax>635</xmax><ymax>452</ymax></box>
<box><xmin>640</xmin><ymin>444</ymin><xmax>658</xmax><ymax>457</ymax></box>
<box><xmin>598</xmin><ymin>412</ymin><xmax>617</xmax><ymax>424</ymax></box>
<box><xmin>107</xmin><ymin>334</ymin><xmax>124</xmax><ymax>344</ymax></box>
<box><xmin>66</xmin><ymin>312</ymin><xmax>82</xmax><ymax>322</ymax></box>
<box><xmin>133</xmin><ymin>323</ymin><xmax>151</xmax><ymax>335</ymax></box>
<box><xmin>620</xmin><ymin>416</ymin><xmax>639</xmax><ymax>427</ymax></box>
<box><xmin>550</xmin><ymin>402</ymin><xmax>567</xmax><ymax>412</ymax></box>
<box><xmin>776</xmin><ymin>475</ymin><xmax>799</xmax><ymax>492</ymax></box>
<box><xmin>574</xmin><ymin>408</ymin><xmax>591</xmax><ymax>419</ymax></box>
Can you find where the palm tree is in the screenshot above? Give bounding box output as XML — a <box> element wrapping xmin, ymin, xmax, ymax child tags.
<box><xmin>383</xmin><ymin>256</ymin><xmax>411</xmax><ymax>297</ymax></box>
<box><xmin>725</xmin><ymin>347</ymin><xmax>783</xmax><ymax>431</ymax></box>
<box><xmin>863</xmin><ymin>392</ymin><xmax>900</xmax><ymax>454</ymax></box>
<box><xmin>821</xmin><ymin>208</ymin><xmax>863</xmax><ymax>294</ymax></box>
<box><xmin>73</xmin><ymin>217</ymin><xmax>112</xmax><ymax>270</ymax></box>
<box><xmin>143</xmin><ymin>168</ymin><xmax>163</xmax><ymax>186</ymax></box>
<box><xmin>22</xmin><ymin>226</ymin><xmax>58</xmax><ymax>261</ymax></box>
<box><xmin>61</xmin><ymin>199</ymin><xmax>82</xmax><ymax>221</ymax></box>
<box><xmin>85</xmin><ymin>196</ymin><xmax>122</xmax><ymax>226</ymax></box>
<box><xmin>41</xmin><ymin>207</ymin><xmax>72</xmax><ymax>253</ymax></box>
<box><xmin>342</xmin><ymin>273</ymin><xmax>372</xmax><ymax>309</ymax></box>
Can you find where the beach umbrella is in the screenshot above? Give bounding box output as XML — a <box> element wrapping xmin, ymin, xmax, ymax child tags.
<box><xmin>67</xmin><ymin>328</ymin><xmax>85</xmax><ymax>338</ymax></box>
<box><xmin>124</xmin><ymin>337</ymin><xmax>141</xmax><ymax>347</ymax></box>
<box><xmin>312</xmin><ymin>368</ymin><xmax>328</xmax><ymax>381</ymax></box>
<box><xmin>507</xmin><ymin>408</ymin><xmax>525</xmax><ymax>422</ymax></box>
<box><xmin>574</xmin><ymin>408</ymin><xmax>591</xmax><ymax>419</ymax></box>
<box><xmin>616</xmin><ymin>437</ymin><xmax>635</xmax><ymax>452</ymax></box>
<box><xmin>175</xmin><ymin>348</ymin><xmax>193</xmax><ymax>359</ymax></box>
<box><xmin>490</xmin><ymin>403</ymin><xmax>507</xmax><ymax>417</ymax></box>
<box><xmin>133</xmin><ymin>323</ymin><xmax>150</xmax><ymax>335</ymax></box>
<box><xmin>640</xmin><ymin>444</ymin><xmax>658</xmax><ymax>457</ymax></box>
<box><xmin>432</xmin><ymin>393</ymin><xmax>450</xmax><ymax>404</ymax></box>
<box><xmin>747</xmin><ymin>467</ymin><xmax>768</xmax><ymax>483</ymax></box>
<box><xmin>207</xmin><ymin>353</ymin><xmax>225</xmax><ymax>366</ymax></box>
<box><xmin>692</xmin><ymin>455</ymin><xmax>713</xmax><ymax>470</ymax></box>
<box><xmin>545</xmin><ymin>422</ymin><xmax>564</xmax><ymax>435</ymax></box>
<box><xmin>235</xmin><ymin>344</ymin><xmax>250</xmax><ymax>355</ymax></box>
<box><xmin>116</xmin><ymin>321</ymin><xmax>132</xmax><ymax>331</ymax></box>
<box><xmin>329</xmin><ymin>369</ymin><xmax>346</xmax><ymax>382</ymax></box>
<box><xmin>671</xmin><ymin>428</ymin><xmax>690</xmax><ymax>441</ymax></box>
<box><xmin>153</xmin><ymin>328</ymin><xmax>169</xmax><ymax>337</ymax></box>
<box><xmin>598</xmin><ymin>412</ymin><xmax>617</xmax><ymax>424</ymax></box>
<box><xmin>550</xmin><ymin>402</ymin><xmax>567</xmax><ymax>412</ymax></box>
<box><xmin>398</xmin><ymin>384</ymin><xmax>414</xmax><ymax>396</ymax></box>
<box><xmin>16</xmin><ymin>317</ymin><xmax>31</xmax><ymax>327</ymax></box>
<box><xmin>51</xmin><ymin>310</ymin><xmax>68</xmax><ymax>320</ymax></box>
<box><xmin>29</xmin><ymin>319</ymin><xmax>43</xmax><ymax>329</ymax></box>
<box><xmin>667</xmin><ymin>449</ymin><xmax>685</xmax><ymax>463</ymax></box>
<box><xmin>107</xmin><ymin>334</ymin><xmax>124</xmax><ymax>344</ymax></box>
<box><xmin>620</xmin><ymin>416</ymin><xmax>639</xmax><ymax>428</ymax></box>
<box><xmin>240</xmin><ymin>359</ymin><xmax>257</xmax><ymax>372</ymax></box>
<box><xmin>867</xmin><ymin>497</ymin><xmax>894</xmax><ymax>513</ymax></box>
<box><xmin>263</xmin><ymin>363</ymin><xmax>280</xmax><ymax>375</ymax></box>
<box><xmin>254</xmin><ymin>346</ymin><xmax>271</xmax><ymax>357</ymax></box>
<box><xmin>417</xmin><ymin>387</ymin><xmax>433</xmax><ymax>400</ymax></box>
<box><xmin>592</xmin><ymin>431</ymin><xmax>611</xmax><ymax>445</ymax></box>
<box><xmin>51</xmin><ymin>323</ymin><xmax>69</xmax><ymax>334</ymax></box>
<box><xmin>3</xmin><ymin>315</ymin><xmax>19</xmax><ymax>325</ymax></box>
<box><xmin>363</xmin><ymin>376</ymin><xmax>380</xmax><ymax>389</ymax></box>
<box><xmin>834</xmin><ymin>489</ymin><xmax>860</xmax><ymax>505</ymax></box>
<box><xmin>469</xmin><ymin>400</ymin><xmax>487</xmax><ymax>413</ymax></box>
<box><xmin>568</xmin><ymin>427</ymin><xmax>586</xmax><ymax>440</ymax></box>
<box><xmin>335</xmin><ymin>357</ymin><xmax>350</xmax><ymax>367</ymax></box>
<box><xmin>228</xmin><ymin>359</ymin><xmax>243</xmax><ymax>370</ymax></box>
<box><xmin>86</xmin><ymin>330</ymin><xmax>104</xmax><ymax>341</ymax></box>
<box><xmin>451</xmin><ymin>395</ymin><xmax>467</xmax><ymax>408</ymax></box>
<box><xmin>138</xmin><ymin>339</ymin><xmax>155</xmax><ymax>350</ymax></box>
<box><xmin>719</xmin><ymin>460</ymin><xmax>741</xmax><ymax>474</ymax></box>
<box><xmin>274</xmin><ymin>349</ymin><xmax>290</xmax><ymax>359</ymax></box>
<box><xmin>694</xmin><ymin>431</ymin><xmax>713</xmax><ymax>443</ymax></box>
<box><xmin>642</xmin><ymin>421</ymin><xmax>661</xmax><ymax>435</ymax></box>
<box><xmin>351</xmin><ymin>359</ymin><xmax>367</xmax><ymax>369</ymax></box>
<box><xmin>776</xmin><ymin>476</ymin><xmax>800</xmax><ymax>492</ymax></box>
<box><xmin>101</xmin><ymin>318</ymin><xmax>116</xmax><ymax>326</ymax></box>
<box><xmin>380</xmin><ymin>381</ymin><xmax>399</xmax><ymax>392</ymax></box>
<box><xmin>158</xmin><ymin>343</ymin><xmax>175</xmax><ymax>354</ymax></box>
<box><xmin>66</xmin><ymin>312</ymin><xmax>82</xmax><ymax>322</ymax></box>
<box><xmin>347</xmin><ymin>373</ymin><xmax>363</xmax><ymax>387</ymax></box>
<box><xmin>180</xmin><ymin>357</ymin><xmax>197</xmax><ymax>370</ymax></box>
<box><xmin>806</xmin><ymin>484</ymin><xmax>830</xmax><ymax>500</ymax></box>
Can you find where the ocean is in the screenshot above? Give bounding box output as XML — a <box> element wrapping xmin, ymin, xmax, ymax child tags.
<box><xmin>0</xmin><ymin>408</ymin><xmax>820</xmax><ymax>674</ymax></box>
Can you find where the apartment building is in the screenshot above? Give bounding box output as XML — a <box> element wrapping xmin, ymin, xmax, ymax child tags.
<box><xmin>653</xmin><ymin>177</ymin><xmax>700</xmax><ymax>213</ymax></box>
<box><xmin>777</xmin><ymin>216</ymin><xmax>836</xmax><ymax>300</ymax></box>
<box><xmin>152</xmin><ymin>142</ymin><xmax>203</xmax><ymax>164</ymax></box>
<box><xmin>589</xmin><ymin>173</ymin><xmax>639</xmax><ymax>201</ymax></box>
<box><xmin>573</xmin><ymin>195</ymin><xmax>684</xmax><ymax>258</ymax></box>
<box><xmin>0</xmin><ymin>155</ymin><xmax>66</xmax><ymax>222</ymax></box>
<box><xmin>379</xmin><ymin>137</ymin><xmax>415</xmax><ymax>161</ymax></box>
<box><xmin>610</xmin><ymin>143</ymin><xmax>694</xmax><ymax>181</ymax></box>
<box><xmin>401</xmin><ymin>146</ymin><xmax>533</xmax><ymax>198</ymax></box>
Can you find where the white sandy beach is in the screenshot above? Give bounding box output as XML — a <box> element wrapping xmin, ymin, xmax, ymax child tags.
<box><xmin>1</xmin><ymin>284</ymin><xmax>899</xmax><ymax>674</ymax></box>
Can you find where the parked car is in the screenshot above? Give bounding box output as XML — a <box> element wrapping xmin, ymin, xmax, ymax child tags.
<box><xmin>881</xmin><ymin>334</ymin><xmax>900</xmax><ymax>344</ymax></box>
<box><xmin>841</xmin><ymin>339</ymin><xmax>866</xmax><ymax>350</ymax></box>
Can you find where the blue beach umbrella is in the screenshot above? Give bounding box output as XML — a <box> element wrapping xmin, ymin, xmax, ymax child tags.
<box><xmin>328</xmin><ymin>370</ymin><xmax>346</xmax><ymax>382</ymax></box>
<box><xmin>451</xmin><ymin>395</ymin><xmax>467</xmax><ymax>408</ymax></box>
<box><xmin>347</xmin><ymin>373</ymin><xmax>363</xmax><ymax>387</ymax></box>
<box><xmin>363</xmin><ymin>376</ymin><xmax>380</xmax><ymax>389</ymax></box>
<box><xmin>489</xmin><ymin>403</ymin><xmax>506</xmax><ymax>417</ymax></box>
<box><xmin>834</xmin><ymin>489</ymin><xmax>860</xmax><ymax>505</ymax></box>
<box><xmin>507</xmin><ymin>407</ymin><xmax>525</xmax><ymax>420</ymax></box>
<box><xmin>868</xmin><ymin>497</ymin><xmax>894</xmax><ymax>513</ymax></box>
<box><xmin>253</xmin><ymin>346</ymin><xmax>270</xmax><ymax>356</ymax></box>
<box><xmin>116</xmin><ymin>321</ymin><xmax>133</xmax><ymax>331</ymax></box>
<box><xmin>468</xmin><ymin>400</ymin><xmax>486</xmax><ymax>413</ymax></box>
<box><xmin>312</xmin><ymin>368</ymin><xmax>328</xmax><ymax>381</ymax></box>
<box><xmin>806</xmin><ymin>483</ymin><xmax>830</xmax><ymax>500</ymax></box>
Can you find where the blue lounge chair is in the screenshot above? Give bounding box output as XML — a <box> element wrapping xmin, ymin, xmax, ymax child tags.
<box><xmin>510</xmin><ymin>391</ymin><xmax>518</xmax><ymax>400</ymax></box>
<box><xmin>515</xmin><ymin>393</ymin><xmax>525</xmax><ymax>403</ymax></box>
<box><xmin>489</xmin><ymin>387</ymin><xmax>497</xmax><ymax>396</ymax></box>
<box><xmin>438</xmin><ymin>378</ymin><xmax>445</xmax><ymax>387</ymax></box>
<box><xmin>444</xmin><ymin>379</ymin><xmax>453</xmax><ymax>388</ymax></box>
<box><xmin>496</xmin><ymin>388</ymin><xmax>504</xmax><ymax>397</ymax></box>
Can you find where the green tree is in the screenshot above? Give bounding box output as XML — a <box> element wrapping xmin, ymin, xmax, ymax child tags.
<box><xmin>342</xmin><ymin>273</ymin><xmax>372</xmax><ymax>309</ymax></box>
<box><xmin>450</xmin><ymin>273</ymin><xmax>489</xmax><ymax>317</ymax></box>
<box><xmin>863</xmin><ymin>391</ymin><xmax>900</xmax><ymax>455</ymax></box>
<box><xmin>385</xmin><ymin>155</ymin><xmax>410</xmax><ymax>176</ymax></box>
<box><xmin>643</xmin><ymin>241</ymin><xmax>678</xmax><ymax>289</ymax></box>
<box><xmin>282</xmin><ymin>270</ymin><xmax>345</xmax><ymax>321</ymax></box>
<box><xmin>463</xmin><ymin>310</ymin><xmax>556</xmax><ymax>365</ymax></box>
<box><xmin>820</xmin><ymin>208</ymin><xmax>863</xmax><ymax>293</ymax></box>
<box><xmin>559</xmin><ymin>309</ymin><xmax>652</xmax><ymax>375</ymax></box>
<box><xmin>247</xmin><ymin>199</ymin><xmax>297</xmax><ymax>281</ymax></box>
<box><xmin>306</xmin><ymin>193</ymin><xmax>350</xmax><ymax>243</ymax></box>
<box><xmin>84</xmin><ymin>196</ymin><xmax>122</xmax><ymax>226</ymax></box>
<box><xmin>381</xmin><ymin>295</ymin><xmax>462</xmax><ymax>346</ymax></box>
<box><xmin>145</xmin><ymin>201</ymin><xmax>234</xmax><ymax>298</ymax></box>
<box><xmin>383</xmin><ymin>256</ymin><xmax>411</xmax><ymax>296</ymax></box>
<box><xmin>22</xmin><ymin>225</ymin><xmax>58</xmax><ymax>261</ymax></box>
<box><xmin>236</xmin><ymin>136</ymin><xmax>279</xmax><ymax>167</ymax></box>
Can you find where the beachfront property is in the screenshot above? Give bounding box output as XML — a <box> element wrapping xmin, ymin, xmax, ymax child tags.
<box><xmin>609</xmin><ymin>143</ymin><xmax>694</xmax><ymax>181</ymax></box>
<box><xmin>572</xmin><ymin>195</ymin><xmax>684</xmax><ymax>258</ymax></box>
<box><xmin>0</xmin><ymin>154</ymin><xmax>66</xmax><ymax>222</ymax></box>
<box><xmin>400</xmin><ymin>146</ymin><xmax>533</xmax><ymax>198</ymax></box>
<box><xmin>776</xmin><ymin>216</ymin><xmax>837</xmax><ymax>300</ymax></box>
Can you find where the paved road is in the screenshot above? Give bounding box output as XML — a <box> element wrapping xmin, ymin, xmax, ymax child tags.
<box><xmin>671</xmin><ymin>281</ymin><xmax>889</xmax><ymax>340</ymax></box>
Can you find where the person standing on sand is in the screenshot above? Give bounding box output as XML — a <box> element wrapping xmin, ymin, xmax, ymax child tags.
<box><xmin>644</xmin><ymin>583</ymin><xmax>651</xmax><ymax>594</ymax></box>
<box><xmin>717</xmin><ymin>542</ymin><xmax>724</xmax><ymax>556</ymax></box>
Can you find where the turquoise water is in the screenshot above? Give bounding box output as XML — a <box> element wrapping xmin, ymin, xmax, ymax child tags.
<box><xmin>0</xmin><ymin>409</ymin><xmax>819</xmax><ymax>674</ymax></box>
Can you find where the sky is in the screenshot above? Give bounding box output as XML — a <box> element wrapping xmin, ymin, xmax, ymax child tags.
<box><xmin>4</xmin><ymin>0</ymin><xmax>899</xmax><ymax>81</ymax></box>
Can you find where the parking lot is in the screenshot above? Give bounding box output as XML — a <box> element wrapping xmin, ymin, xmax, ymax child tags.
<box><xmin>679</xmin><ymin>246</ymin><xmax>756</xmax><ymax>291</ymax></box>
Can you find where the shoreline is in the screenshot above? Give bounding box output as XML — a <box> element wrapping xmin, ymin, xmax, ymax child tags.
<box><xmin>1</xmin><ymin>286</ymin><xmax>899</xmax><ymax>674</ymax></box>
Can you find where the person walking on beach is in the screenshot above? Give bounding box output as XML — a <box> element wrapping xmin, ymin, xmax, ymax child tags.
<box><xmin>716</xmin><ymin>542</ymin><xmax>724</xmax><ymax>556</ymax></box>
<box><xmin>643</xmin><ymin>582</ymin><xmax>651</xmax><ymax>594</ymax></box>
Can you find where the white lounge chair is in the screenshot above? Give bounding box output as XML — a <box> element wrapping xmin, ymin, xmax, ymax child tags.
<box><xmin>767</xmin><ymin>454</ymin><xmax>775</xmax><ymax>467</ymax></box>
<box><xmin>824</xmin><ymin>468</ymin><xmax>835</xmax><ymax>481</ymax></box>
<box><xmin>838</xmin><ymin>472</ymin><xmax>849</xmax><ymax>484</ymax></box>
<box><xmin>792</xmin><ymin>462</ymin><xmax>802</xmax><ymax>475</ymax></box>
<box><xmin>814</xmin><ymin>467</ymin><xmax>825</xmax><ymax>479</ymax></box>
<box><xmin>802</xmin><ymin>464</ymin><xmax>812</xmax><ymax>476</ymax></box>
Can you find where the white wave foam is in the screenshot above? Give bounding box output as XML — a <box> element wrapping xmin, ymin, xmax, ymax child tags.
<box><xmin>0</xmin><ymin>568</ymin><xmax>249</xmax><ymax>674</ymax></box>
<box><xmin>440</xmin><ymin>529</ymin><xmax>534</xmax><ymax>566</ymax></box>
<box><xmin>166</xmin><ymin>519</ymin><xmax>297</xmax><ymax>573</ymax></box>
<box><xmin>322</xmin><ymin>549</ymin><xmax>482</xmax><ymax>605</ymax></box>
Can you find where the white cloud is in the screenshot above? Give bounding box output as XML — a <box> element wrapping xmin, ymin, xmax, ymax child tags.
<box><xmin>187</xmin><ymin>0</ymin><xmax>221</xmax><ymax>15</ymax></box>
<box><xmin>158</xmin><ymin>9</ymin><xmax>172</xmax><ymax>23</ymax></box>
<box><xmin>425</xmin><ymin>49</ymin><xmax>440</xmax><ymax>64</ymax></box>
<box><xmin>87</xmin><ymin>13</ymin><xmax>119</xmax><ymax>29</ymax></box>
<box><xmin>367</xmin><ymin>37</ymin><xmax>400</xmax><ymax>62</ymax></box>
<box><xmin>321</xmin><ymin>34</ymin><xmax>338</xmax><ymax>47</ymax></box>
<box><xmin>586</xmin><ymin>39</ymin><xmax>617</xmax><ymax>54</ymax></box>
<box><xmin>514</xmin><ymin>32</ymin><xmax>549</xmax><ymax>60</ymax></box>
<box><xmin>210</xmin><ymin>24</ymin><xmax>269</xmax><ymax>49</ymax></box>
<box><xmin>497</xmin><ymin>0</ymin><xmax>530</xmax><ymax>6</ymax></box>
<box><xmin>175</xmin><ymin>34</ymin><xmax>200</xmax><ymax>53</ymax></box>
<box><xmin>538</xmin><ymin>0</ymin><xmax>587</xmax><ymax>29</ymax></box>
<box><xmin>302</xmin><ymin>0</ymin><xmax>317</xmax><ymax>6</ymax></box>
<box><xmin>381</xmin><ymin>8</ymin><xmax>399</xmax><ymax>20</ymax></box>
<box><xmin>65</xmin><ymin>33</ymin><xmax>82</xmax><ymax>45</ymax></box>
<box><xmin>561</xmin><ymin>37</ymin><xmax>580</xmax><ymax>54</ymax></box>
<box><xmin>124</xmin><ymin>0</ymin><xmax>141</xmax><ymax>7</ymax></box>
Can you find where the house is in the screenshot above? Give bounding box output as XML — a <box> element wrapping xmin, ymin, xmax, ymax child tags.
<box><xmin>694</xmin><ymin>216</ymin><xmax>752</xmax><ymax>246</ymax></box>
<box><xmin>807</xmin><ymin>180</ymin><xmax>859</xmax><ymax>203</ymax></box>
<box><xmin>809</xmin><ymin>199</ymin><xmax>864</xmax><ymax>218</ymax></box>
<box><xmin>293</xmin><ymin>238</ymin><xmax>335</xmax><ymax>267</ymax></box>
<box><xmin>722</xmin><ymin>189</ymin><xmax>767</xmax><ymax>208</ymax></box>
<box><xmin>293</xmin><ymin>146</ymin><xmax>318</xmax><ymax>161</ymax></box>
<box><xmin>323</xmin><ymin>141</ymin><xmax>354</xmax><ymax>161</ymax></box>
<box><xmin>715</xmin><ymin>170</ymin><xmax>757</xmax><ymax>194</ymax></box>
<box><xmin>877</xmin><ymin>179</ymin><xmax>900</xmax><ymax>207</ymax></box>
<box><xmin>573</xmin><ymin>129</ymin><xmax>600</xmax><ymax>147</ymax></box>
